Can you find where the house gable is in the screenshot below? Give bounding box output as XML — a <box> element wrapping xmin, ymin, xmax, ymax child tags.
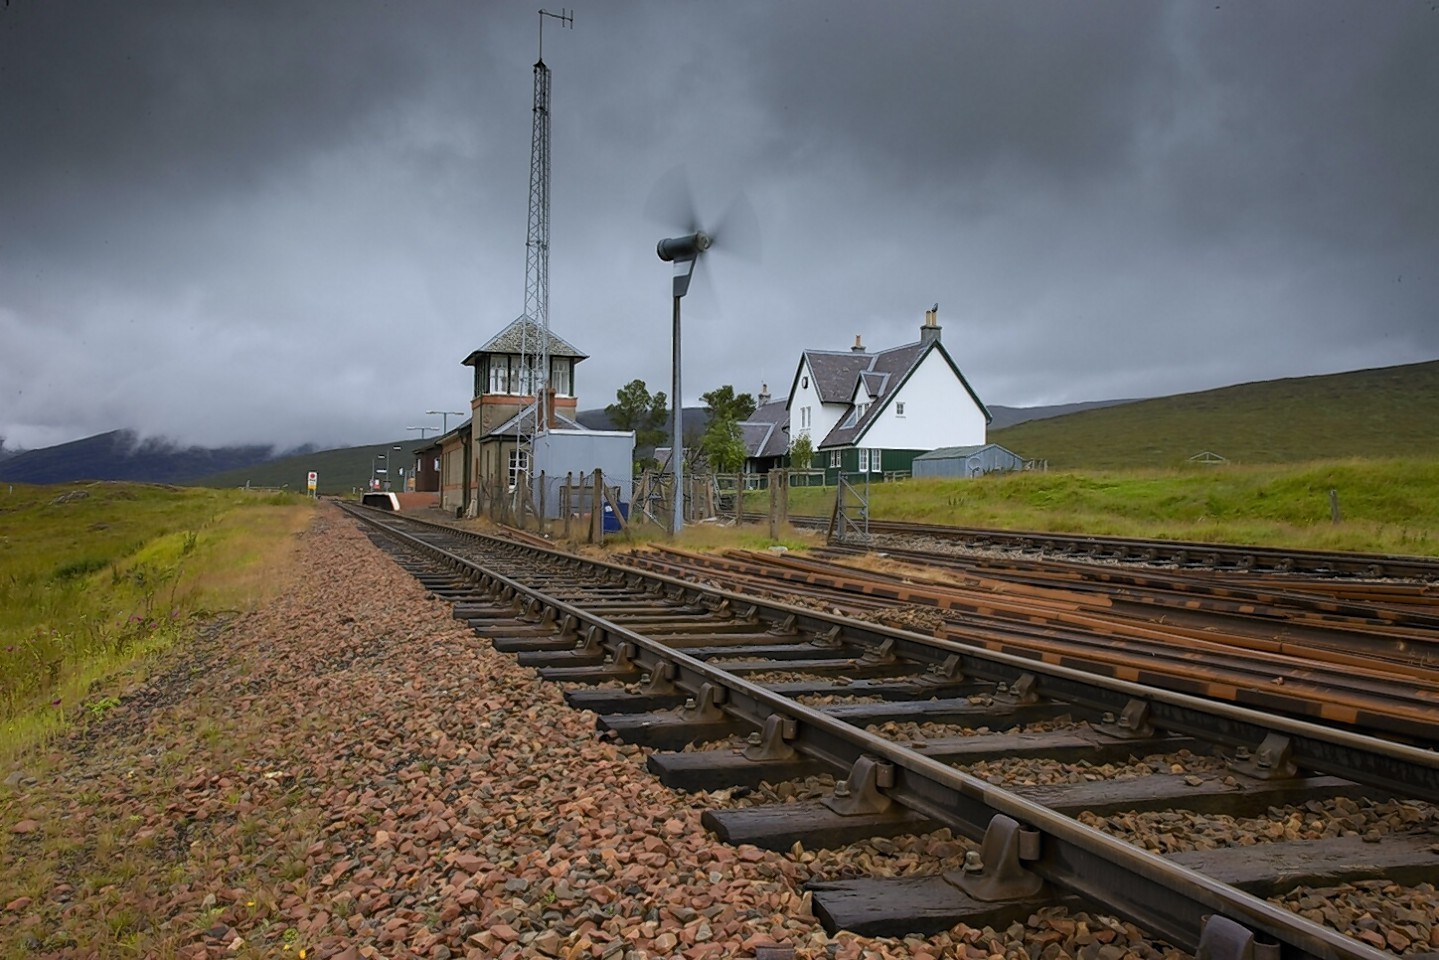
<box><xmin>785</xmin><ymin>353</ymin><xmax>855</xmax><ymax>450</ymax></box>
<box><xmin>841</xmin><ymin>343</ymin><xmax>988</xmax><ymax>450</ymax></box>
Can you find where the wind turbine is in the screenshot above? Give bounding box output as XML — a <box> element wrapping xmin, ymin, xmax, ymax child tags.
<box><xmin>652</xmin><ymin>171</ymin><xmax>760</xmax><ymax>536</ymax></box>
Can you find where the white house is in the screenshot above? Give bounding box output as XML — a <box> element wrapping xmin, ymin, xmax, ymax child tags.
<box><xmin>784</xmin><ymin>306</ymin><xmax>990</xmax><ymax>481</ymax></box>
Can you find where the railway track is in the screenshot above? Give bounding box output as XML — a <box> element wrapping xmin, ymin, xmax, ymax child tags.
<box><xmin>338</xmin><ymin>504</ymin><xmax>1439</xmax><ymax>960</ymax></box>
<box><xmin>769</xmin><ymin>514</ymin><xmax>1439</xmax><ymax>582</ymax></box>
<box><xmin>616</xmin><ymin>545</ymin><xmax>1439</xmax><ymax>744</ymax></box>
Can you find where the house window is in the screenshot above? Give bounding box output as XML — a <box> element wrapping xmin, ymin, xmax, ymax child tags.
<box><xmin>857</xmin><ymin>448</ymin><xmax>869</xmax><ymax>472</ymax></box>
<box><xmin>802</xmin><ymin>376</ymin><xmax>809</xmax><ymax>389</ymax></box>
<box><xmin>830</xmin><ymin>449</ymin><xmax>841</xmax><ymax>468</ymax></box>
<box><xmin>895</xmin><ymin>402</ymin><xmax>905</xmax><ymax>417</ymax></box>
<box><xmin>800</xmin><ymin>406</ymin><xmax>811</xmax><ymax>429</ymax></box>
<box><xmin>550</xmin><ymin>358</ymin><xmax>571</xmax><ymax>397</ymax></box>
<box><xmin>508</xmin><ymin>449</ymin><xmax>529</xmax><ymax>492</ymax></box>
<box><xmin>856</xmin><ymin>403</ymin><xmax>869</xmax><ymax>419</ymax></box>
<box><xmin>870</xmin><ymin>448</ymin><xmax>881</xmax><ymax>472</ymax></box>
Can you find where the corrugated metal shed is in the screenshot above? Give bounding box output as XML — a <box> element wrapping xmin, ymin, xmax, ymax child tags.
<box><xmin>912</xmin><ymin>443</ymin><xmax>1026</xmax><ymax>478</ymax></box>
<box><xmin>529</xmin><ymin>429</ymin><xmax>635</xmax><ymax>518</ymax></box>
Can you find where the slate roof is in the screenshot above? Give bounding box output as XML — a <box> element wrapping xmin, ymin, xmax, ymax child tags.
<box><xmin>800</xmin><ymin>351</ymin><xmax>875</xmax><ymax>403</ymax></box>
<box><xmin>461</xmin><ymin>316</ymin><xmax>588</xmax><ymax>367</ymax></box>
<box><xmin>915</xmin><ymin>443</ymin><xmax>1012</xmax><ymax>460</ymax></box>
<box><xmin>739</xmin><ymin>399</ymin><xmax>791</xmax><ymax>460</ymax></box>
<box><xmin>818</xmin><ymin>341</ymin><xmax>928</xmax><ymax>447</ymax></box>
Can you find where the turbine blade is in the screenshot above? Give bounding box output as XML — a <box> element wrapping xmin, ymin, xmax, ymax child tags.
<box><xmin>711</xmin><ymin>191</ymin><xmax>762</xmax><ymax>263</ymax></box>
<box><xmin>644</xmin><ymin>166</ymin><xmax>700</xmax><ymax>235</ymax></box>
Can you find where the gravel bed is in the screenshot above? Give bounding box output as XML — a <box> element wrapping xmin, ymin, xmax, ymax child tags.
<box><xmin>3</xmin><ymin>506</ymin><xmax>1417</xmax><ymax>959</ymax></box>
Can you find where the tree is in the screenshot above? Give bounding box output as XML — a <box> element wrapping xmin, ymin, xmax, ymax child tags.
<box><xmin>789</xmin><ymin>432</ymin><xmax>814</xmax><ymax>471</ymax></box>
<box><xmin>700</xmin><ymin>385</ymin><xmax>756</xmax><ymax>423</ymax></box>
<box><xmin>697</xmin><ymin>384</ymin><xmax>755</xmax><ymax>474</ymax></box>
<box><xmin>700</xmin><ymin>417</ymin><xmax>746</xmax><ymax>473</ymax></box>
<box><xmin>606</xmin><ymin>380</ymin><xmax>669</xmax><ymax>465</ymax></box>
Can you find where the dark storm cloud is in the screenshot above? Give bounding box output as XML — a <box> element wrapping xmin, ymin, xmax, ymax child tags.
<box><xmin>1</xmin><ymin>1</ymin><xmax>1435</xmax><ymax>451</ymax></box>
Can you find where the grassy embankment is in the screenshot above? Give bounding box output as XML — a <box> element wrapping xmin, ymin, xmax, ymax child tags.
<box><xmin>988</xmin><ymin>359</ymin><xmax>1439</xmax><ymax>470</ymax></box>
<box><xmin>0</xmin><ymin>483</ymin><xmax>314</xmax><ymax>761</ymax></box>
<box><xmin>772</xmin><ymin>458</ymin><xmax>1439</xmax><ymax>556</ymax></box>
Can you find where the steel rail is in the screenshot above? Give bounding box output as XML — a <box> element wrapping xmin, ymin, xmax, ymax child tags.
<box><xmin>806</xmin><ymin>544</ymin><xmax>1439</xmax><ymax>636</ymax></box>
<box><xmin>633</xmin><ymin>545</ymin><xmax>1439</xmax><ymax>672</ymax></box>
<box><xmin>772</xmin><ymin>514</ymin><xmax>1439</xmax><ymax>580</ymax></box>
<box><xmin>342</xmin><ymin>504</ymin><xmax>1419</xmax><ymax>959</ymax></box>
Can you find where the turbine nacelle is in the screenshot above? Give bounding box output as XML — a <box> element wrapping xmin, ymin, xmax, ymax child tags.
<box><xmin>655</xmin><ymin>231</ymin><xmax>712</xmax><ymax>263</ymax></box>
<box><xmin>656</xmin><ymin>232</ymin><xmax>712</xmax><ymax>298</ymax></box>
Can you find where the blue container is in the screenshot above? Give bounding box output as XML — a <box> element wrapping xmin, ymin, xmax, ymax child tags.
<box><xmin>601</xmin><ymin>501</ymin><xmax>630</xmax><ymax>533</ymax></box>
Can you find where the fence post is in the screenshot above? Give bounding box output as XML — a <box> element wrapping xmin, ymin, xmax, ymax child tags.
<box><xmin>590</xmin><ymin>468</ymin><xmax>605</xmax><ymax>545</ymax></box>
<box><xmin>733</xmin><ymin>473</ymin><xmax>744</xmax><ymax>526</ymax></box>
<box><xmin>562</xmin><ymin>472</ymin><xmax>572</xmax><ymax>540</ymax></box>
<box><xmin>768</xmin><ymin>468</ymin><xmax>788</xmax><ymax>539</ymax></box>
<box><xmin>1329</xmin><ymin>489</ymin><xmax>1341</xmax><ymax>524</ymax></box>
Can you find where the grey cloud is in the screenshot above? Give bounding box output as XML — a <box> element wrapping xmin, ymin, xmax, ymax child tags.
<box><xmin>1</xmin><ymin>1</ymin><xmax>1435</xmax><ymax>451</ymax></box>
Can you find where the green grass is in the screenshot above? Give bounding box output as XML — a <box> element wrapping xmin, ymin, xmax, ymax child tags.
<box><xmin>0</xmin><ymin>483</ymin><xmax>313</xmax><ymax>756</ymax></box>
<box><xmin>990</xmin><ymin>359</ymin><xmax>1439</xmax><ymax>470</ymax></box>
<box><xmin>773</xmin><ymin>457</ymin><xmax>1439</xmax><ymax>556</ymax></box>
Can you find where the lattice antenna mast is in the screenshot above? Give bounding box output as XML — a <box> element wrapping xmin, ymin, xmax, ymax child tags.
<box><xmin>519</xmin><ymin>7</ymin><xmax>572</xmax><ymax>441</ymax></box>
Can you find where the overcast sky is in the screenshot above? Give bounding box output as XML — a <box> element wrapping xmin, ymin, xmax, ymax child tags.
<box><xmin>2</xmin><ymin>2</ymin><xmax>1436</xmax><ymax>451</ymax></box>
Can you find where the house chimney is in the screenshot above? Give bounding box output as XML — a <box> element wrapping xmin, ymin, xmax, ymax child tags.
<box><xmin>757</xmin><ymin>382</ymin><xmax>770</xmax><ymax>405</ymax></box>
<box><xmin>920</xmin><ymin>302</ymin><xmax>942</xmax><ymax>345</ymax></box>
<box><xmin>544</xmin><ymin>385</ymin><xmax>559</xmax><ymax>430</ymax></box>
<box><xmin>851</xmin><ymin>335</ymin><xmax>865</xmax><ymax>353</ymax></box>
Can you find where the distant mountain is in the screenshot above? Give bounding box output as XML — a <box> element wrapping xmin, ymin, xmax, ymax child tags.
<box><xmin>195</xmin><ymin>439</ymin><xmax>422</xmax><ymax>494</ymax></box>
<box><xmin>0</xmin><ymin>430</ymin><xmax>276</xmax><ymax>485</ymax></box>
<box><xmin>986</xmin><ymin>399</ymin><xmax>1136</xmax><ymax>431</ymax></box>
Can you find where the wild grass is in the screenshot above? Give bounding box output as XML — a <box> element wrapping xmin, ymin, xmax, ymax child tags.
<box><xmin>773</xmin><ymin>457</ymin><xmax>1439</xmax><ymax>556</ymax></box>
<box><xmin>0</xmin><ymin>483</ymin><xmax>313</xmax><ymax>759</ymax></box>
<box><xmin>605</xmin><ymin>515</ymin><xmax>821</xmax><ymax>554</ymax></box>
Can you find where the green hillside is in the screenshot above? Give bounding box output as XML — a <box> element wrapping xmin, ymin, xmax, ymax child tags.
<box><xmin>992</xmin><ymin>360</ymin><xmax>1439</xmax><ymax>470</ymax></box>
<box><xmin>195</xmin><ymin>439</ymin><xmax>427</xmax><ymax>494</ymax></box>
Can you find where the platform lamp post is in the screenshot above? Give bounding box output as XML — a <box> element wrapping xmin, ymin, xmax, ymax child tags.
<box><xmin>655</xmin><ymin>231</ymin><xmax>711</xmax><ymax>536</ymax></box>
<box><xmin>407</xmin><ymin>426</ymin><xmax>435</xmax><ymax>492</ymax></box>
<box><xmin>427</xmin><ymin>410</ymin><xmax>466</xmax><ymax>435</ymax></box>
